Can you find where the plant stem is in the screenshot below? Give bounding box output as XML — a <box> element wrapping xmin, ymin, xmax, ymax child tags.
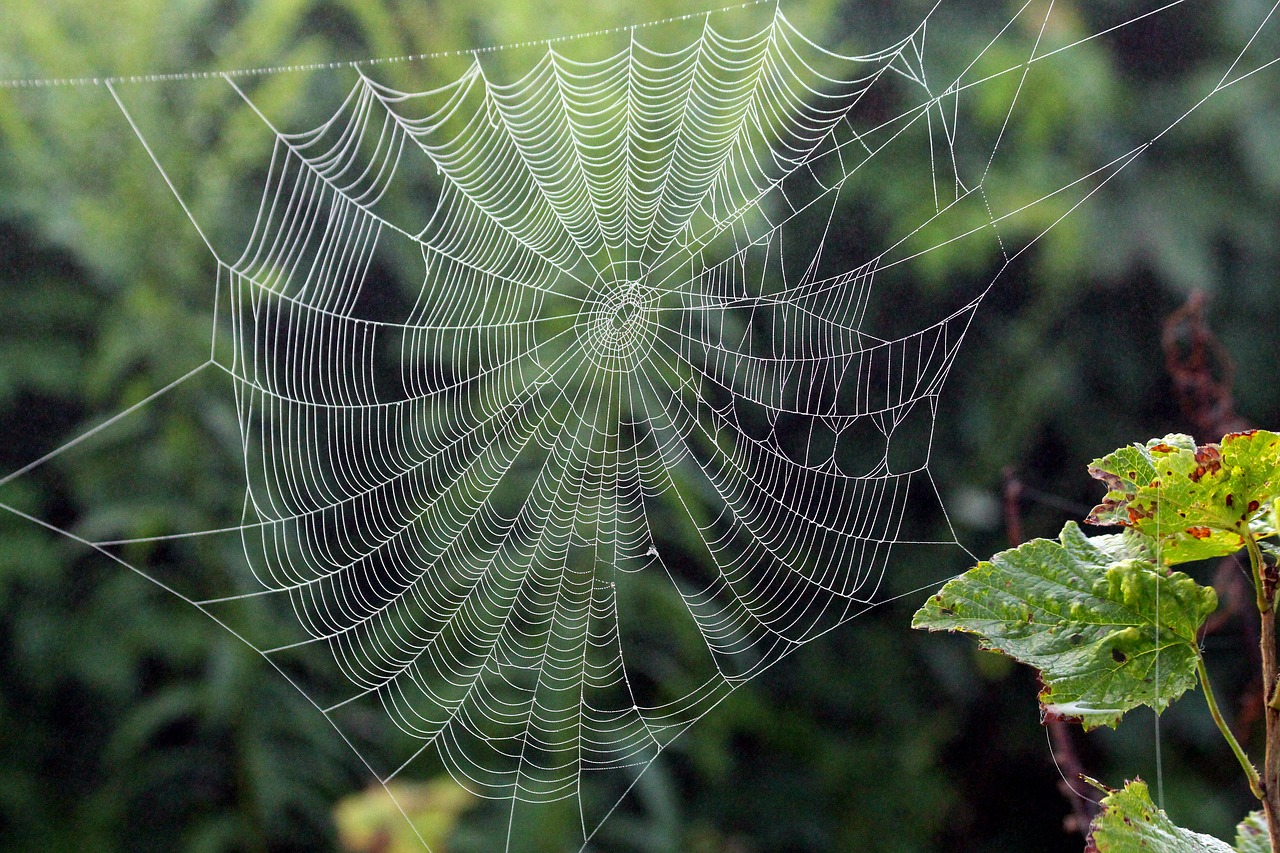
<box><xmin>1197</xmin><ymin>652</ymin><xmax>1263</xmax><ymax>799</ymax></box>
<box><xmin>1248</xmin><ymin>533</ymin><xmax>1271</xmax><ymax>614</ymax></box>
<box><xmin>1242</xmin><ymin>533</ymin><xmax>1280</xmax><ymax>852</ymax></box>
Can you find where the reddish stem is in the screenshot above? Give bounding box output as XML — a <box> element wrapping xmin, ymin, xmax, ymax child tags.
<box><xmin>1002</xmin><ymin>469</ymin><xmax>1099</xmax><ymax>835</ymax></box>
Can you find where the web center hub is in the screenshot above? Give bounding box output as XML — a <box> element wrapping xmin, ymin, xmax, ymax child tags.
<box><xmin>582</xmin><ymin>281</ymin><xmax>658</xmax><ymax>369</ymax></box>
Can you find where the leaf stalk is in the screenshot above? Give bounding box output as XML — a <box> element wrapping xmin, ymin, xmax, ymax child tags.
<box><xmin>1196</xmin><ymin>651</ymin><xmax>1263</xmax><ymax>800</ymax></box>
<box><xmin>1248</xmin><ymin>533</ymin><xmax>1272</xmax><ymax>614</ymax></box>
<box><xmin>1243</xmin><ymin>529</ymin><xmax>1280</xmax><ymax>852</ymax></box>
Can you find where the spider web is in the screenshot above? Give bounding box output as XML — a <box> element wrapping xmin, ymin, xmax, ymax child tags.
<box><xmin>2</xmin><ymin>0</ymin><xmax>1279</xmax><ymax>849</ymax></box>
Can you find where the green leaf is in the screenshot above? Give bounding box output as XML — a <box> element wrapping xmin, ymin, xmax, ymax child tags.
<box><xmin>912</xmin><ymin>522</ymin><xmax>1217</xmax><ymax>729</ymax></box>
<box><xmin>333</xmin><ymin>778</ymin><xmax>476</xmax><ymax>853</ymax></box>
<box><xmin>1090</xmin><ymin>529</ymin><xmax>1157</xmax><ymax>562</ymax></box>
<box><xmin>1087</xmin><ymin>431</ymin><xmax>1280</xmax><ymax>564</ymax></box>
<box><xmin>1234</xmin><ymin>812</ymin><xmax>1269</xmax><ymax>853</ymax></box>
<box><xmin>1086</xmin><ymin>780</ymin><xmax>1234</xmax><ymax>852</ymax></box>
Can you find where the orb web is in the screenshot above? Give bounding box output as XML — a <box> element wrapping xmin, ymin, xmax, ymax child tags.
<box><xmin>2</xmin><ymin>0</ymin><xmax>1278</xmax><ymax>848</ymax></box>
<box><xmin>208</xmin><ymin>7</ymin><xmax>950</xmax><ymax>814</ymax></box>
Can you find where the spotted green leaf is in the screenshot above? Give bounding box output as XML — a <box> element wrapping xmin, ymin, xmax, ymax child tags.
<box><xmin>1087</xmin><ymin>430</ymin><xmax>1280</xmax><ymax>565</ymax></box>
<box><xmin>1234</xmin><ymin>812</ymin><xmax>1270</xmax><ymax>853</ymax></box>
<box><xmin>1085</xmin><ymin>780</ymin><xmax>1234</xmax><ymax>852</ymax></box>
<box><xmin>912</xmin><ymin>522</ymin><xmax>1217</xmax><ymax>729</ymax></box>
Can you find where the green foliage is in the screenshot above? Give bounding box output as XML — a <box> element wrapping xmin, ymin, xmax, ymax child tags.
<box><xmin>1085</xmin><ymin>782</ymin><xmax>1270</xmax><ymax>853</ymax></box>
<box><xmin>1234</xmin><ymin>813</ymin><xmax>1270</xmax><ymax>853</ymax></box>
<box><xmin>919</xmin><ymin>427</ymin><xmax>1280</xmax><ymax>849</ymax></box>
<box><xmin>1085</xmin><ymin>780</ymin><xmax>1235</xmax><ymax>853</ymax></box>
<box><xmin>333</xmin><ymin>780</ymin><xmax>475</xmax><ymax>853</ymax></box>
<box><xmin>913</xmin><ymin>521</ymin><xmax>1216</xmax><ymax>729</ymax></box>
<box><xmin>1086</xmin><ymin>431</ymin><xmax>1280</xmax><ymax>565</ymax></box>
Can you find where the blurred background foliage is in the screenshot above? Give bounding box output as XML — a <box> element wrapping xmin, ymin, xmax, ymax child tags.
<box><xmin>1</xmin><ymin>0</ymin><xmax>1279</xmax><ymax>851</ymax></box>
